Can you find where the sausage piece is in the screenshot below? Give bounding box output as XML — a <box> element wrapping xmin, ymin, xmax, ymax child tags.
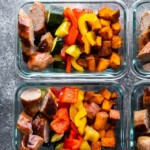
<box><xmin>20</xmin><ymin>134</ymin><xmax>44</xmax><ymax>150</ymax></box>
<box><xmin>18</xmin><ymin>9</ymin><xmax>35</xmax><ymax>59</ymax></box>
<box><xmin>40</xmin><ymin>89</ymin><xmax>57</xmax><ymax>120</ymax></box>
<box><xmin>37</xmin><ymin>32</ymin><xmax>54</xmax><ymax>52</ymax></box>
<box><xmin>134</xmin><ymin>109</ymin><xmax>150</xmax><ymax>132</ymax></box>
<box><xmin>137</xmin><ymin>136</ymin><xmax>150</xmax><ymax>150</ymax></box>
<box><xmin>20</xmin><ymin>88</ymin><xmax>42</xmax><ymax>117</ymax></box>
<box><xmin>27</xmin><ymin>52</ymin><xmax>54</xmax><ymax>71</ymax></box>
<box><xmin>32</xmin><ymin>114</ymin><xmax>49</xmax><ymax>143</ymax></box>
<box><xmin>29</xmin><ymin>2</ymin><xmax>47</xmax><ymax>37</ymax></box>
<box><xmin>17</xmin><ymin>112</ymin><xmax>32</xmax><ymax>135</ymax></box>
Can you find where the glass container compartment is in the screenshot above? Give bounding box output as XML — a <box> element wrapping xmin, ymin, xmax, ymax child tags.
<box><xmin>13</xmin><ymin>81</ymin><xmax>125</xmax><ymax>150</ymax></box>
<box><xmin>16</xmin><ymin>0</ymin><xmax>128</xmax><ymax>79</ymax></box>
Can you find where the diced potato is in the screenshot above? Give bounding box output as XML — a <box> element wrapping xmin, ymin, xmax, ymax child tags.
<box><xmin>77</xmin><ymin>59</ymin><xmax>88</xmax><ymax>69</ymax></box>
<box><xmin>100</xmin><ymin>18</ymin><xmax>111</xmax><ymax>27</ymax></box>
<box><xmin>112</xmin><ymin>36</ymin><xmax>122</xmax><ymax>49</ymax></box>
<box><xmin>85</xmin><ymin>55</ymin><xmax>96</xmax><ymax>72</ymax></box>
<box><xmin>111</xmin><ymin>92</ymin><xmax>118</xmax><ymax>99</ymax></box>
<box><xmin>98</xmin><ymin>41</ymin><xmax>112</xmax><ymax>57</ymax></box>
<box><xmin>96</xmin><ymin>58</ymin><xmax>110</xmax><ymax>72</ymax></box>
<box><xmin>99</xmin><ymin>26</ymin><xmax>113</xmax><ymax>40</ymax></box>
<box><xmin>91</xmin><ymin>141</ymin><xmax>101</xmax><ymax>150</ymax></box>
<box><xmin>101</xmin><ymin>138</ymin><xmax>116</xmax><ymax>148</ymax></box>
<box><xmin>105</xmin><ymin>130</ymin><xmax>115</xmax><ymax>138</ymax></box>
<box><xmin>99</xmin><ymin>130</ymin><xmax>106</xmax><ymax>138</ymax></box>
<box><xmin>94</xmin><ymin>112</ymin><xmax>108</xmax><ymax>130</ymax></box>
<box><xmin>102</xmin><ymin>100</ymin><xmax>115</xmax><ymax>111</ymax></box>
<box><xmin>109</xmin><ymin>52</ymin><xmax>121</xmax><ymax>69</ymax></box>
<box><xmin>98</xmin><ymin>8</ymin><xmax>112</xmax><ymax>20</ymax></box>
<box><xmin>109</xmin><ymin>109</ymin><xmax>120</xmax><ymax>120</ymax></box>
<box><xmin>92</xmin><ymin>20</ymin><xmax>102</xmax><ymax>32</ymax></box>
<box><xmin>112</xmin><ymin>22</ymin><xmax>121</xmax><ymax>35</ymax></box>
<box><xmin>89</xmin><ymin>93</ymin><xmax>104</xmax><ymax>104</ymax></box>
<box><xmin>95</xmin><ymin>36</ymin><xmax>102</xmax><ymax>48</ymax></box>
<box><xmin>109</xmin><ymin>10</ymin><xmax>120</xmax><ymax>23</ymax></box>
<box><xmin>100</xmin><ymin>88</ymin><xmax>112</xmax><ymax>100</ymax></box>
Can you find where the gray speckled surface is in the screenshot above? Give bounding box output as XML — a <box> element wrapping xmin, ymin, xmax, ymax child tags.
<box><xmin>0</xmin><ymin>0</ymin><xmax>139</xmax><ymax>149</ymax></box>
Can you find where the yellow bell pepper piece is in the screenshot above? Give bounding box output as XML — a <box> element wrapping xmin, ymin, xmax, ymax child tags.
<box><xmin>71</xmin><ymin>57</ymin><xmax>84</xmax><ymax>72</ymax></box>
<box><xmin>78</xmin><ymin>90</ymin><xmax>84</xmax><ymax>102</ymax></box>
<box><xmin>65</xmin><ymin>45</ymin><xmax>81</xmax><ymax>58</ymax></box>
<box><xmin>84</xmin><ymin>126</ymin><xmax>99</xmax><ymax>142</ymax></box>
<box><xmin>85</xmin><ymin>31</ymin><xmax>96</xmax><ymax>46</ymax></box>
<box><xmin>82</xmin><ymin>36</ymin><xmax>91</xmax><ymax>54</ymax></box>
<box><xmin>78</xmin><ymin>13</ymin><xmax>98</xmax><ymax>36</ymax></box>
<box><xmin>74</xmin><ymin>107</ymin><xmax>87</xmax><ymax>127</ymax></box>
<box><xmin>78</xmin><ymin>117</ymin><xmax>87</xmax><ymax>135</ymax></box>
<box><xmin>69</xmin><ymin>105</ymin><xmax>78</xmax><ymax>122</ymax></box>
<box><xmin>80</xmin><ymin>141</ymin><xmax>91</xmax><ymax>150</ymax></box>
<box><xmin>55</xmin><ymin>21</ymin><xmax>71</xmax><ymax>37</ymax></box>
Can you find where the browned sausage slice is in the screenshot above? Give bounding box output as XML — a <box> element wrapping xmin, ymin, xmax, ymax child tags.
<box><xmin>17</xmin><ymin>112</ymin><xmax>32</xmax><ymax>135</ymax></box>
<box><xmin>138</xmin><ymin>42</ymin><xmax>150</xmax><ymax>62</ymax></box>
<box><xmin>37</xmin><ymin>32</ymin><xmax>54</xmax><ymax>52</ymax></box>
<box><xmin>20</xmin><ymin>88</ymin><xmax>42</xmax><ymax>117</ymax></box>
<box><xmin>137</xmin><ymin>136</ymin><xmax>150</xmax><ymax>150</ymax></box>
<box><xmin>40</xmin><ymin>89</ymin><xmax>57</xmax><ymax>120</ymax></box>
<box><xmin>32</xmin><ymin>114</ymin><xmax>49</xmax><ymax>143</ymax></box>
<box><xmin>134</xmin><ymin>109</ymin><xmax>150</xmax><ymax>132</ymax></box>
<box><xmin>20</xmin><ymin>134</ymin><xmax>44</xmax><ymax>150</ymax></box>
<box><xmin>27</xmin><ymin>52</ymin><xmax>54</xmax><ymax>71</ymax></box>
<box><xmin>29</xmin><ymin>2</ymin><xmax>47</xmax><ymax>37</ymax></box>
<box><xmin>18</xmin><ymin>9</ymin><xmax>35</xmax><ymax>59</ymax></box>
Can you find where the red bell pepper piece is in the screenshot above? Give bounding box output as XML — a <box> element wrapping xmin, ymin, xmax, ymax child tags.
<box><xmin>50</xmin><ymin>108</ymin><xmax>70</xmax><ymax>134</ymax></box>
<box><xmin>50</xmin><ymin>87</ymin><xmax>60</xmax><ymax>98</ymax></box>
<box><xmin>61</xmin><ymin>44</ymin><xmax>68</xmax><ymax>61</ymax></box>
<box><xmin>70</xmin><ymin>121</ymin><xmax>79</xmax><ymax>134</ymax></box>
<box><xmin>64</xmin><ymin>26</ymin><xmax>78</xmax><ymax>45</ymax></box>
<box><xmin>76</xmin><ymin>33</ymin><xmax>83</xmax><ymax>44</ymax></box>
<box><xmin>72</xmin><ymin>8</ymin><xmax>83</xmax><ymax>20</ymax></box>
<box><xmin>60</xmin><ymin>87</ymin><xmax>79</xmax><ymax>103</ymax></box>
<box><xmin>66</xmin><ymin>55</ymin><xmax>71</xmax><ymax>73</ymax></box>
<box><xmin>64</xmin><ymin>7</ymin><xmax>77</xmax><ymax>29</ymax></box>
<box><xmin>64</xmin><ymin>138</ymin><xmax>74</xmax><ymax>149</ymax></box>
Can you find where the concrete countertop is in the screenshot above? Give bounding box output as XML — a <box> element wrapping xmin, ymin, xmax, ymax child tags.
<box><xmin>0</xmin><ymin>0</ymin><xmax>139</xmax><ymax>149</ymax></box>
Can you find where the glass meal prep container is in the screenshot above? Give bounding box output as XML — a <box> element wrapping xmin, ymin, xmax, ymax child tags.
<box><xmin>13</xmin><ymin>81</ymin><xmax>125</xmax><ymax>150</ymax></box>
<box><xmin>16</xmin><ymin>0</ymin><xmax>128</xmax><ymax>79</ymax></box>
<box><xmin>131</xmin><ymin>0</ymin><xmax>150</xmax><ymax>79</ymax></box>
<box><xmin>129</xmin><ymin>81</ymin><xmax>150</xmax><ymax>150</ymax></box>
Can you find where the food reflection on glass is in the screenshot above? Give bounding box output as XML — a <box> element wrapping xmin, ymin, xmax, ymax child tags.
<box><xmin>134</xmin><ymin>87</ymin><xmax>150</xmax><ymax>150</ymax></box>
<box><xmin>18</xmin><ymin>1</ymin><xmax>123</xmax><ymax>73</ymax></box>
<box><xmin>17</xmin><ymin>86</ymin><xmax>120</xmax><ymax>149</ymax></box>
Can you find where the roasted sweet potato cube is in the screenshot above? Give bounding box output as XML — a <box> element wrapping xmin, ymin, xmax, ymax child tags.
<box><xmin>112</xmin><ymin>22</ymin><xmax>121</xmax><ymax>35</ymax></box>
<box><xmin>102</xmin><ymin>100</ymin><xmax>115</xmax><ymax>111</ymax></box>
<box><xmin>95</xmin><ymin>36</ymin><xmax>102</xmax><ymax>48</ymax></box>
<box><xmin>105</xmin><ymin>122</ymin><xmax>112</xmax><ymax>130</ymax></box>
<box><xmin>105</xmin><ymin>130</ymin><xmax>115</xmax><ymax>138</ymax></box>
<box><xmin>98</xmin><ymin>41</ymin><xmax>112</xmax><ymax>57</ymax></box>
<box><xmin>91</xmin><ymin>141</ymin><xmax>101</xmax><ymax>150</ymax></box>
<box><xmin>143</xmin><ymin>87</ymin><xmax>150</xmax><ymax>108</ymax></box>
<box><xmin>89</xmin><ymin>93</ymin><xmax>104</xmax><ymax>104</ymax></box>
<box><xmin>94</xmin><ymin>112</ymin><xmax>108</xmax><ymax>130</ymax></box>
<box><xmin>110</xmin><ymin>52</ymin><xmax>121</xmax><ymax>69</ymax></box>
<box><xmin>98</xmin><ymin>8</ymin><xmax>112</xmax><ymax>20</ymax></box>
<box><xmin>109</xmin><ymin>109</ymin><xmax>120</xmax><ymax>120</ymax></box>
<box><xmin>99</xmin><ymin>130</ymin><xmax>106</xmax><ymax>138</ymax></box>
<box><xmin>109</xmin><ymin>10</ymin><xmax>120</xmax><ymax>23</ymax></box>
<box><xmin>84</xmin><ymin>91</ymin><xmax>95</xmax><ymax>101</ymax></box>
<box><xmin>101</xmin><ymin>138</ymin><xmax>116</xmax><ymax>148</ymax></box>
<box><xmin>99</xmin><ymin>26</ymin><xmax>113</xmax><ymax>40</ymax></box>
<box><xmin>112</xmin><ymin>36</ymin><xmax>122</xmax><ymax>49</ymax></box>
<box><xmin>111</xmin><ymin>92</ymin><xmax>118</xmax><ymax>99</ymax></box>
<box><xmin>85</xmin><ymin>55</ymin><xmax>96</xmax><ymax>72</ymax></box>
<box><xmin>100</xmin><ymin>88</ymin><xmax>112</xmax><ymax>100</ymax></box>
<box><xmin>100</xmin><ymin>18</ymin><xmax>111</xmax><ymax>27</ymax></box>
<box><xmin>92</xmin><ymin>20</ymin><xmax>102</xmax><ymax>32</ymax></box>
<box><xmin>77</xmin><ymin>59</ymin><xmax>88</xmax><ymax>69</ymax></box>
<box><xmin>96</xmin><ymin>58</ymin><xmax>110</xmax><ymax>72</ymax></box>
